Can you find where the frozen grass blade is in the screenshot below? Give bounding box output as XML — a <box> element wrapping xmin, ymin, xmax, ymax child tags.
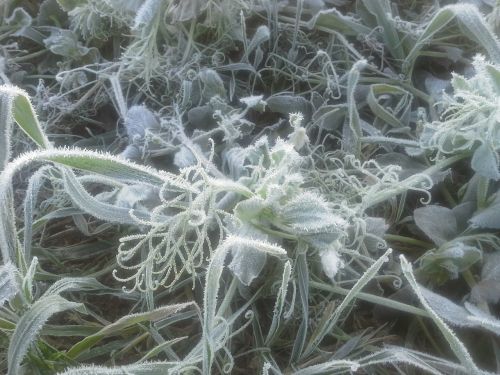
<box><xmin>0</xmin><ymin>262</ymin><xmax>18</xmax><ymax>306</ymax></box>
<box><xmin>202</xmin><ymin>236</ymin><xmax>286</xmax><ymax>374</ymax></box>
<box><xmin>265</xmin><ymin>260</ymin><xmax>292</xmax><ymax>345</ymax></box>
<box><xmin>0</xmin><ymin>85</ymin><xmax>50</xmax><ymax>171</ymax></box>
<box><xmin>67</xmin><ymin>302</ymin><xmax>194</xmax><ymax>359</ymax></box>
<box><xmin>8</xmin><ymin>294</ymin><xmax>85</xmax><ymax>375</ymax></box>
<box><xmin>301</xmin><ymin>247</ymin><xmax>393</xmax><ymax>359</ymax></box>
<box><xmin>400</xmin><ymin>255</ymin><xmax>488</xmax><ymax>375</ymax></box>
<box><xmin>404</xmin><ymin>4</ymin><xmax>500</xmax><ymax>74</ymax></box>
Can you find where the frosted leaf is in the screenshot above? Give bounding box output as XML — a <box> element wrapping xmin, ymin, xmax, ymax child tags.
<box><xmin>288</xmin><ymin>116</ymin><xmax>309</xmax><ymax>151</ymax></box>
<box><xmin>133</xmin><ymin>0</ymin><xmax>162</xmax><ymax>29</ymax></box>
<box><xmin>414</xmin><ymin>205</ymin><xmax>458</xmax><ymax>246</ymax></box>
<box><xmin>124</xmin><ymin>105</ymin><xmax>159</xmax><ymax>140</ymax></box>
<box><xmin>471</xmin><ymin>143</ymin><xmax>500</xmax><ymax>180</ymax></box>
<box><xmin>469</xmin><ymin>192</ymin><xmax>500</xmax><ymax>229</ymax></box>
<box><xmin>281</xmin><ymin>192</ymin><xmax>346</xmax><ymax>233</ymax></box>
<box><xmin>222</xmin><ymin>147</ymin><xmax>247</xmax><ymax>179</ymax></box>
<box><xmin>319</xmin><ymin>245</ymin><xmax>344</xmax><ymax>280</ymax></box>
<box><xmin>198</xmin><ymin>69</ymin><xmax>226</xmax><ymax>100</ymax></box>
<box><xmin>239</xmin><ymin>95</ymin><xmax>266</xmax><ymax>111</ymax></box>
<box><xmin>114</xmin><ymin>184</ymin><xmax>159</xmax><ymax>210</ymax></box>
<box><xmin>228</xmin><ymin>224</ymin><xmax>274</xmax><ymax>286</ymax></box>
<box><xmin>234</xmin><ymin>196</ymin><xmax>267</xmax><ymax>221</ymax></box>
<box><xmin>167</xmin><ymin>0</ymin><xmax>207</xmax><ymax>23</ymax></box>
<box><xmin>43</xmin><ymin>28</ymin><xmax>93</xmax><ymax>59</ymax></box>
<box><xmin>120</xmin><ymin>144</ymin><xmax>142</xmax><ymax>161</ymax></box>
<box><xmin>0</xmin><ymin>262</ymin><xmax>18</xmax><ymax>306</ymax></box>
<box><xmin>267</xmin><ymin>95</ymin><xmax>312</xmax><ymax>121</ymax></box>
<box><xmin>173</xmin><ymin>145</ymin><xmax>200</xmax><ymax>169</ymax></box>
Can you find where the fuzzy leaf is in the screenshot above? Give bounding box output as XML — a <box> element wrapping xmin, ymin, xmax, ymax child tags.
<box><xmin>470</xmin><ymin>192</ymin><xmax>500</xmax><ymax>229</ymax></box>
<box><xmin>421</xmin><ymin>242</ymin><xmax>482</xmax><ymax>281</ymax></box>
<box><xmin>267</xmin><ymin>95</ymin><xmax>312</xmax><ymax>121</ymax></box>
<box><xmin>0</xmin><ymin>85</ymin><xmax>51</xmax><ymax>170</ymax></box>
<box><xmin>43</xmin><ymin>28</ymin><xmax>92</xmax><ymax>58</ymax></box>
<box><xmin>57</xmin><ymin>361</ymin><xmax>179</xmax><ymax>375</ymax></box>
<box><xmin>199</xmin><ymin>69</ymin><xmax>226</xmax><ymax>100</ymax></box>
<box><xmin>124</xmin><ymin>105</ymin><xmax>159</xmax><ymax>140</ymax></box>
<box><xmin>471</xmin><ymin>252</ymin><xmax>500</xmax><ymax>304</ymax></box>
<box><xmin>400</xmin><ymin>255</ymin><xmax>481</xmax><ymax>373</ymax></box>
<box><xmin>228</xmin><ymin>224</ymin><xmax>271</xmax><ymax>286</ymax></box>
<box><xmin>0</xmin><ymin>262</ymin><xmax>18</xmax><ymax>306</ymax></box>
<box><xmin>471</xmin><ymin>143</ymin><xmax>500</xmax><ymax>180</ymax></box>
<box><xmin>414</xmin><ymin>205</ymin><xmax>458</xmax><ymax>246</ymax></box>
<box><xmin>420</xmin><ymin>285</ymin><xmax>500</xmax><ymax>336</ymax></box>
<box><xmin>280</xmin><ymin>192</ymin><xmax>346</xmax><ymax>248</ymax></box>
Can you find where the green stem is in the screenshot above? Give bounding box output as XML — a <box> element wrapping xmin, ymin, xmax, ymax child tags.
<box><xmin>384</xmin><ymin>234</ymin><xmax>433</xmax><ymax>248</ymax></box>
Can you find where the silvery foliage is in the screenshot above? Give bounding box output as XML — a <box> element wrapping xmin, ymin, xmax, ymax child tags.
<box><xmin>114</xmin><ymin>130</ymin><xmax>348</xmax><ymax>291</ymax></box>
<box><xmin>421</xmin><ymin>55</ymin><xmax>500</xmax><ymax>180</ymax></box>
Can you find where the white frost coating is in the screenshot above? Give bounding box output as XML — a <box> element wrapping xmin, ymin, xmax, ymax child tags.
<box><xmin>288</xmin><ymin>112</ymin><xmax>309</xmax><ymax>150</ymax></box>
<box><xmin>0</xmin><ymin>262</ymin><xmax>18</xmax><ymax>306</ymax></box>
<box><xmin>133</xmin><ymin>0</ymin><xmax>162</xmax><ymax>29</ymax></box>
<box><xmin>319</xmin><ymin>245</ymin><xmax>344</xmax><ymax>279</ymax></box>
<box><xmin>124</xmin><ymin>105</ymin><xmax>160</xmax><ymax>140</ymax></box>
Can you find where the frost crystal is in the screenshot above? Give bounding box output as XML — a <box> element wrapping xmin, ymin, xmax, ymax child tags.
<box><xmin>319</xmin><ymin>244</ymin><xmax>344</xmax><ymax>280</ymax></box>
<box><xmin>288</xmin><ymin>112</ymin><xmax>309</xmax><ymax>150</ymax></box>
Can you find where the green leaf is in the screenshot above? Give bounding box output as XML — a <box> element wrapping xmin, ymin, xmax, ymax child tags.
<box><xmin>307</xmin><ymin>8</ymin><xmax>371</xmax><ymax>36</ymax></box>
<box><xmin>0</xmin><ymin>85</ymin><xmax>51</xmax><ymax>171</ymax></box>
<box><xmin>5</xmin><ymin>7</ymin><xmax>32</xmax><ymax>35</ymax></box>
<box><xmin>57</xmin><ymin>361</ymin><xmax>179</xmax><ymax>375</ymax></box>
<box><xmin>471</xmin><ymin>143</ymin><xmax>500</xmax><ymax>181</ymax></box>
<box><xmin>202</xmin><ymin>236</ymin><xmax>286</xmax><ymax>373</ymax></box>
<box><xmin>0</xmin><ymin>262</ymin><xmax>18</xmax><ymax>306</ymax></box>
<box><xmin>228</xmin><ymin>224</ymin><xmax>272</xmax><ymax>286</ymax></box>
<box><xmin>421</xmin><ymin>242</ymin><xmax>482</xmax><ymax>282</ymax></box>
<box><xmin>8</xmin><ymin>295</ymin><xmax>84</xmax><ymax>375</ymax></box>
<box><xmin>404</xmin><ymin>4</ymin><xmax>500</xmax><ymax>75</ymax></box>
<box><xmin>61</xmin><ymin>169</ymin><xmax>151</xmax><ymax>225</ymax></box>
<box><xmin>420</xmin><ymin>287</ymin><xmax>500</xmax><ymax>336</ymax></box>
<box><xmin>265</xmin><ymin>261</ymin><xmax>292</xmax><ymax>344</ymax></box>
<box><xmin>366</xmin><ymin>84</ymin><xmax>412</xmax><ymax>128</ymax></box>
<box><xmin>470</xmin><ymin>192</ymin><xmax>500</xmax><ymax>229</ymax></box>
<box><xmin>302</xmin><ymin>248</ymin><xmax>393</xmax><ymax>359</ymax></box>
<box><xmin>414</xmin><ymin>205</ymin><xmax>458</xmax><ymax>246</ymax></box>
<box><xmin>67</xmin><ymin>302</ymin><xmax>194</xmax><ymax>359</ymax></box>
<box><xmin>342</xmin><ymin>60</ymin><xmax>366</xmax><ymax>158</ymax></box>
<box><xmin>43</xmin><ymin>28</ymin><xmax>93</xmax><ymax>58</ymax></box>
<box><xmin>280</xmin><ymin>191</ymin><xmax>346</xmax><ymax>248</ymax></box>
<box><xmin>267</xmin><ymin>95</ymin><xmax>312</xmax><ymax>121</ymax></box>
<box><xmin>400</xmin><ymin>255</ymin><xmax>484</xmax><ymax>374</ymax></box>
<box><xmin>361</xmin><ymin>0</ymin><xmax>405</xmax><ymax>61</ymax></box>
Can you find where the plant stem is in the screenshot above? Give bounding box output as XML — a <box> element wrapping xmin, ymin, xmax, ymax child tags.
<box><xmin>385</xmin><ymin>234</ymin><xmax>433</xmax><ymax>248</ymax></box>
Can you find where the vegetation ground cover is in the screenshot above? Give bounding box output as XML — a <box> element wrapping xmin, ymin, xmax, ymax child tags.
<box><xmin>1</xmin><ymin>0</ymin><xmax>500</xmax><ymax>374</ymax></box>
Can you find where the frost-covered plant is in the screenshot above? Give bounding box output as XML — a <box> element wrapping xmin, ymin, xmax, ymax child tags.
<box><xmin>57</xmin><ymin>0</ymin><xmax>142</xmax><ymax>39</ymax></box>
<box><xmin>421</xmin><ymin>55</ymin><xmax>500</xmax><ymax>180</ymax></box>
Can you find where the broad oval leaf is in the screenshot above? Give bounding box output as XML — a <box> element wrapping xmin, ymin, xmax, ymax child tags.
<box><xmin>414</xmin><ymin>205</ymin><xmax>458</xmax><ymax>246</ymax></box>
